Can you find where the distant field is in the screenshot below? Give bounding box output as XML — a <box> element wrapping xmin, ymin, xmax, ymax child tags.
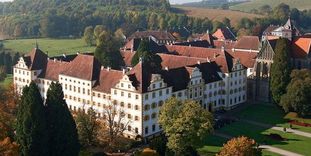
<box><xmin>3</xmin><ymin>38</ymin><xmax>95</xmax><ymax>56</ymax></box>
<box><xmin>230</xmin><ymin>0</ymin><xmax>311</xmax><ymax>12</ymax></box>
<box><xmin>174</xmin><ymin>6</ymin><xmax>263</xmax><ymax>26</ymax></box>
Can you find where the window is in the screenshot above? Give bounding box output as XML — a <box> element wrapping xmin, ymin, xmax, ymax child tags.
<box><xmin>152</xmin><ymin>92</ymin><xmax>156</xmax><ymax>98</ymax></box>
<box><xmin>159</xmin><ymin>82</ymin><xmax>162</xmax><ymax>87</ymax></box>
<box><xmin>159</xmin><ymin>90</ymin><xmax>162</xmax><ymax>96</ymax></box>
<box><xmin>144</xmin><ymin>104</ymin><xmax>150</xmax><ymax>111</ymax></box>
<box><xmin>152</xmin><ymin>103</ymin><xmax>157</xmax><ymax>109</ymax></box>
<box><xmin>128</xmin><ymin>84</ymin><xmax>131</xmax><ymax>89</ymax></box>
<box><xmin>128</xmin><ymin>93</ymin><xmax>131</xmax><ymax>98</ymax></box>
<box><xmin>120</xmin><ymin>102</ymin><xmax>124</xmax><ymax>107</ymax></box>
<box><xmin>135</xmin><ymin>95</ymin><xmax>139</xmax><ymax>99</ymax></box>
<box><xmin>97</xmin><ymin>93</ymin><xmax>100</xmax><ymax>98</ymax></box>
<box><xmin>152</xmin><ymin>125</ymin><xmax>156</xmax><ymax>132</ymax></box>
<box><xmin>128</xmin><ymin>103</ymin><xmax>131</xmax><ymax>109</ymax></box>
<box><xmin>145</xmin><ymin>94</ymin><xmax>149</xmax><ymax>100</ymax></box>
<box><xmin>144</xmin><ymin>115</ymin><xmax>150</xmax><ymax>121</ymax></box>
<box><xmin>151</xmin><ymin>113</ymin><xmax>157</xmax><ymax>119</ymax></box>
<box><xmin>166</xmin><ymin>89</ymin><xmax>169</xmax><ymax>94</ymax></box>
<box><xmin>152</xmin><ymin>84</ymin><xmax>156</xmax><ymax>89</ymax></box>
<box><xmin>135</xmin><ymin>116</ymin><xmax>139</xmax><ymax>121</ymax></box>
<box><xmin>114</xmin><ymin>90</ymin><xmax>117</xmax><ymax>95</ymax></box>
<box><xmin>135</xmin><ymin>128</ymin><xmax>139</xmax><ymax>133</ymax></box>
<box><xmin>135</xmin><ymin>105</ymin><xmax>139</xmax><ymax>110</ymax></box>
<box><xmin>121</xmin><ymin>83</ymin><xmax>124</xmax><ymax>87</ymax></box>
<box><xmin>121</xmin><ymin>91</ymin><xmax>124</xmax><ymax>97</ymax></box>
<box><xmin>128</xmin><ymin>126</ymin><xmax>131</xmax><ymax>131</ymax></box>
<box><xmin>145</xmin><ymin>127</ymin><xmax>149</xmax><ymax>134</ymax></box>
<box><xmin>128</xmin><ymin>114</ymin><xmax>132</xmax><ymax>119</ymax></box>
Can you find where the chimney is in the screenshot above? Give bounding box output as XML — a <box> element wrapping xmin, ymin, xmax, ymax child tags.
<box><xmin>197</xmin><ymin>60</ymin><xmax>201</xmax><ymax>65</ymax></box>
<box><xmin>107</xmin><ymin>67</ymin><xmax>111</xmax><ymax>71</ymax></box>
<box><xmin>206</xmin><ymin>57</ymin><xmax>210</xmax><ymax>63</ymax></box>
<box><xmin>101</xmin><ymin>66</ymin><xmax>104</xmax><ymax>70</ymax></box>
<box><xmin>63</xmin><ymin>53</ymin><xmax>66</xmax><ymax>58</ymax></box>
<box><xmin>232</xmin><ymin>48</ymin><xmax>235</xmax><ymax>52</ymax></box>
<box><xmin>165</xmin><ymin>67</ymin><xmax>169</xmax><ymax>71</ymax></box>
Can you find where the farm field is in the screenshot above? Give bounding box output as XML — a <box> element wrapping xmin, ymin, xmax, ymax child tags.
<box><xmin>3</xmin><ymin>38</ymin><xmax>95</xmax><ymax>56</ymax></box>
<box><xmin>230</xmin><ymin>0</ymin><xmax>311</xmax><ymax>12</ymax></box>
<box><xmin>173</xmin><ymin>6</ymin><xmax>263</xmax><ymax>26</ymax></box>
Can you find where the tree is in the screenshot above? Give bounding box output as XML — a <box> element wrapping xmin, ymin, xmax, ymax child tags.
<box><xmin>76</xmin><ymin>107</ymin><xmax>100</xmax><ymax>147</ymax></box>
<box><xmin>0</xmin><ymin>66</ymin><xmax>6</xmax><ymax>81</ymax></box>
<box><xmin>16</xmin><ymin>82</ymin><xmax>49</xmax><ymax>156</ymax></box>
<box><xmin>217</xmin><ymin>136</ymin><xmax>261</xmax><ymax>156</ymax></box>
<box><xmin>280</xmin><ymin>69</ymin><xmax>311</xmax><ymax>117</ymax></box>
<box><xmin>259</xmin><ymin>5</ymin><xmax>272</xmax><ymax>15</ymax></box>
<box><xmin>273</xmin><ymin>3</ymin><xmax>290</xmax><ymax>21</ymax></box>
<box><xmin>94</xmin><ymin>25</ymin><xmax>105</xmax><ymax>45</ymax></box>
<box><xmin>45</xmin><ymin>82</ymin><xmax>80</xmax><ymax>155</ymax></box>
<box><xmin>102</xmin><ymin>101</ymin><xmax>130</xmax><ymax>149</ymax></box>
<box><xmin>270</xmin><ymin>38</ymin><xmax>291</xmax><ymax>105</ymax></box>
<box><xmin>83</xmin><ymin>26</ymin><xmax>94</xmax><ymax>46</ymax></box>
<box><xmin>94</xmin><ymin>31</ymin><xmax>124</xmax><ymax>69</ymax></box>
<box><xmin>131</xmin><ymin>39</ymin><xmax>162</xmax><ymax>72</ymax></box>
<box><xmin>158</xmin><ymin>97</ymin><xmax>213</xmax><ymax>154</ymax></box>
<box><xmin>0</xmin><ymin>137</ymin><xmax>19</xmax><ymax>156</ymax></box>
<box><xmin>149</xmin><ymin>135</ymin><xmax>168</xmax><ymax>156</ymax></box>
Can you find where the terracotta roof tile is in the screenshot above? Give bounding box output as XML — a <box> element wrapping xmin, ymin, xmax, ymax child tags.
<box><xmin>234</xmin><ymin>36</ymin><xmax>260</xmax><ymax>50</ymax></box>
<box><xmin>292</xmin><ymin>37</ymin><xmax>311</xmax><ymax>58</ymax></box>
<box><xmin>128</xmin><ymin>31</ymin><xmax>176</xmax><ymax>41</ymax></box>
<box><xmin>212</xmin><ymin>28</ymin><xmax>236</xmax><ymax>41</ymax></box>
<box><xmin>39</xmin><ymin>60</ymin><xmax>69</xmax><ymax>81</ymax></box>
<box><xmin>93</xmin><ymin>69</ymin><xmax>124</xmax><ymax>93</ymax></box>
<box><xmin>23</xmin><ymin>48</ymin><xmax>48</xmax><ymax>70</ymax></box>
<box><xmin>61</xmin><ymin>54</ymin><xmax>101</xmax><ymax>81</ymax></box>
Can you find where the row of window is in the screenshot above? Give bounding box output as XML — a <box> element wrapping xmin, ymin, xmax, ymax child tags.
<box><xmin>14</xmin><ymin>77</ymin><xmax>29</xmax><ymax>83</ymax></box>
<box><xmin>144</xmin><ymin>101</ymin><xmax>164</xmax><ymax>111</ymax></box>
<box><xmin>64</xmin><ymin>84</ymin><xmax>91</xmax><ymax>95</ymax></box>
<box><xmin>114</xmin><ymin>90</ymin><xmax>140</xmax><ymax>99</ymax></box>
<box><xmin>144</xmin><ymin>89</ymin><xmax>170</xmax><ymax>100</ymax></box>
<box><xmin>144</xmin><ymin>112</ymin><xmax>157</xmax><ymax>121</ymax></box>
<box><xmin>145</xmin><ymin>124</ymin><xmax>161</xmax><ymax>135</ymax></box>
<box><xmin>229</xmin><ymin>95</ymin><xmax>246</xmax><ymax>105</ymax></box>
<box><xmin>60</xmin><ymin>77</ymin><xmax>90</xmax><ymax>86</ymax></box>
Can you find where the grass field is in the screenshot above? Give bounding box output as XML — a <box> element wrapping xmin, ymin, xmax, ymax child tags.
<box><xmin>0</xmin><ymin>74</ymin><xmax>12</xmax><ymax>88</ymax></box>
<box><xmin>3</xmin><ymin>38</ymin><xmax>95</xmax><ymax>56</ymax></box>
<box><xmin>230</xmin><ymin>0</ymin><xmax>311</xmax><ymax>12</ymax></box>
<box><xmin>173</xmin><ymin>6</ymin><xmax>263</xmax><ymax>26</ymax></box>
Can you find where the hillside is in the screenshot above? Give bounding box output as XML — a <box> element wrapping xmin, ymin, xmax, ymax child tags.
<box><xmin>174</xmin><ymin>6</ymin><xmax>263</xmax><ymax>26</ymax></box>
<box><xmin>230</xmin><ymin>0</ymin><xmax>311</xmax><ymax>12</ymax></box>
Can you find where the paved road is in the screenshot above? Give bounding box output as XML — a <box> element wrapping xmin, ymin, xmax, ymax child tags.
<box><xmin>243</xmin><ymin>119</ymin><xmax>311</xmax><ymax>138</ymax></box>
<box><xmin>213</xmin><ymin>132</ymin><xmax>304</xmax><ymax>156</ymax></box>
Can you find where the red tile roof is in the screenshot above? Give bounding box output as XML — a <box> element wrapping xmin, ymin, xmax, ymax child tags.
<box><xmin>93</xmin><ymin>69</ymin><xmax>124</xmax><ymax>93</ymax></box>
<box><xmin>61</xmin><ymin>54</ymin><xmax>101</xmax><ymax>81</ymax></box>
<box><xmin>128</xmin><ymin>31</ymin><xmax>176</xmax><ymax>41</ymax></box>
<box><xmin>214</xmin><ymin>40</ymin><xmax>236</xmax><ymax>49</ymax></box>
<box><xmin>40</xmin><ymin>60</ymin><xmax>69</xmax><ymax>81</ymax></box>
<box><xmin>212</xmin><ymin>28</ymin><xmax>236</xmax><ymax>41</ymax></box>
<box><xmin>159</xmin><ymin>54</ymin><xmax>207</xmax><ymax>69</ymax></box>
<box><xmin>227</xmin><ymin>50</ymin><xmax>258</xmax><ymax>68</ymax></box>
<box><xmin>292</xmin><ymin>37</ymin><xmax>311</xmax><ymax>58</ymax></box>
<box><xmin>24</xmin><ymin>48</ymin><xmax>48</xmax><ymax>70</ymax></box>
<box><xmin>234</xmin><ymin>36</ymin><xmax>260</xmax><ymax>50</ymax></box>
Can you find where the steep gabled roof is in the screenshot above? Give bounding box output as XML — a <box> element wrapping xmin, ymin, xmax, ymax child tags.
<box><xmin>23</xmin><ymin>48</ymin><xmax>48</xmax><ymax>70</ymax></box>
<box><xmin>234</xmin><ymin>36</ymin><xmax>260</xmax><ymax>50</ymax></box>
<box><xmin>128</xmin><ymin>62</ymin><xmax>152</xmax><ymax>93</ymax></box>
<box><xmin>61</xmin><ymin>54</ymin><xmax>101</xmax><ymax>81</ymax></box>
<box><xmin>212</xmin><ymin>28</ymin><xmax>236</xmax><ymax>41</ymax></box>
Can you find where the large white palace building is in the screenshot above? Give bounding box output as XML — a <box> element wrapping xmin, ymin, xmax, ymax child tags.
<box><xmin>13</xmin><ymin>45</ymin><xmax>255</xmax><ymax>139</ymax></box>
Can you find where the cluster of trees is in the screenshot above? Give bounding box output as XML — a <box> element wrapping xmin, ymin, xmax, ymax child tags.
<box><xmin>16</xmin><ymin>82</ymin><xmax>80</xmax><ymax>155</ymax></box>
<box><xmin>0</xmin><ymin>51</ymin><xmax>20</xmax><ymax>76</ymax></box>
<box><xmin>270</xmin><ymin>38</ymin><xmax>311</xmax><ymax>117</ymax></box>
<box><xmin>217</xmin><ymin>136</ymin><xmax>261</xmax><ymax>156</ymax></box>
<box><xmin>0</xmin><ymin>0</ymin><xmax>216</xmax><ymax>39</ymax></box>
<box><xmin>235</xmin><ymin>3</ymin><xmax>311</xmax><ymax>37</ymax></box>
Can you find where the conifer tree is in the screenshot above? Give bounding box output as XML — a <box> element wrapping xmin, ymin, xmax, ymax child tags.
<box><xmin>16</xmin><ymin>82</ymin><xmax>49</xmax><ymax>156</ymax></box>
<box><xmin>45</xmin><ymin>82</ymin><xmax>80</xmax><ymax>156</ymax></box>
<box><xmin>270</xmin><ymin>38</ymin><xmax>291</xmax><ymax>104</ymax></box>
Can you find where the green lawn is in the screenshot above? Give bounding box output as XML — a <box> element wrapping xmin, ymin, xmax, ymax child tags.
<box><xmin>0</xmin><ymin>74</ymin><xmax>13</xmax><ymax>88</ymax></box>
<box><xmin>237</xmin><ymin>104</ymin><xmax>311</xmax><ymax>133</ymax></box>
<box><xmin>217</xmin><ymin>120</ymin><xmax>311</xmax><ymax>155</ymax></box>
<box><xmin>230</xmin><ymin>0</ymin><xmax>311</xmax><ymax>12</ymax></box>
<box><xmin>3</xmin><ymin>38</ymin><xmax>95</xmax><ymax>56</ymax></box>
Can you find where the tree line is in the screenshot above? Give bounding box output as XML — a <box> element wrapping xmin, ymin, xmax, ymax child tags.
<box><xmin>0</xmin><ymin>49</ymin><xmax>20</xmax><ymax>81</ymax></box>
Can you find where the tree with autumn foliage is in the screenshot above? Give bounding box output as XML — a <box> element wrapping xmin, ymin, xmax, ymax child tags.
<box><xmin>158</xmin><ymin>97</ymin><xmax>213</xmax><ymax>155</ymax></box>
<box><xmin>217</xmin><ymin>136</ymin><xmax>261</xmax><ymax>156</ymax></box>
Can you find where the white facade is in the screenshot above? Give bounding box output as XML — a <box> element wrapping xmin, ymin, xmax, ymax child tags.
<box><xmin>13</xmin><ymin>53</ymin><xmax>248</xmax><ymax>139</ymax></box>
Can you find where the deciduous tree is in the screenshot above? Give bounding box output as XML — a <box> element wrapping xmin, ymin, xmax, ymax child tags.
<box><xmin>280</xmin><ymin>69</ymin><xmax>311</xmax><ymax>117</ymax></box>
<box><xmin>217</xmin><ymin>136</ymin><xmax>261</xmax><ymax>156</ymax></box>
<box><xmin>158</xmin><ymin>98</ymin><xmax>213</xmax><ymax>154</ymax></box>
<box><xmin>83</xmin><ymin>26</ymin><xmax>95</xmax><ymax>46</ymax></box>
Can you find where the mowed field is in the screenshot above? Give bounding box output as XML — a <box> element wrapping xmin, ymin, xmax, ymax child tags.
<box><xmin>174</xmin><ymin>6</ymin><xmax>263</xmax><ymax>26</ymax></box>
<box><xmin>3</xmin><ymin>38</ymin><xmax>95</xmax><ymax>56</ymax></box>
<box><xmin>230</xmin><ymin>0</ymin><xmax>311</xmax><ymax>12</ymax></box>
